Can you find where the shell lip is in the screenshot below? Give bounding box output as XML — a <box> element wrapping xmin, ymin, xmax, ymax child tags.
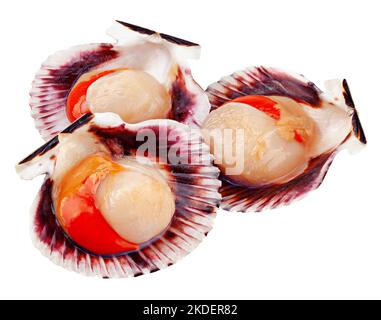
<box><xmin>17</xmin><ymin>112</ymin><xmax>193</xmax><ymax>167</ymax></box>
<box><xmin>207</xmin><ymin>66</ymin><xmax>323</xmax><ymax>109</ymax></box>
<box><xmin>219</xmin><ymin>151</ymin><xmax>337</xmax><ymax>213</ymax></box>
<box><xmin>206</xmin><ymin>66</ymin><xmax>366</xmax><ymax>212</ymax></box>
<box><xmin>59</xmin><ymin>212</ymin><xmax>175</xmax><ymax>259</ymax></box>
<box><xmin>17</xmin><ymin>112</ymin><xmax>198</xmax><ymax>173</ymax></box>
<box><xmin>30</xmin><ymin>22</ymin><xmax>206</xmax><ymax>141</ymax></box>
<box><xmin>342</xmin><ymin>79</ymin><xmax>367</xmax><ymax>144</ymax></box>
<box><xmin>18</xmin><ymin>113</ymin><xmax>94</xmax><ymax>165</ymax></box>
<box><xmin>218</xmin><ymin>149</ymin><xmax>334</xmax><ymax>190</ymax></box>
<box><xmin>115</xmin><ymin>20</ymin><xmax>200</xmax><ymax>47</ymax></box>
<box><xmin>23</xmin><ymin>112</ymin><xmax>220</xmax><ymax>277</ymax></box>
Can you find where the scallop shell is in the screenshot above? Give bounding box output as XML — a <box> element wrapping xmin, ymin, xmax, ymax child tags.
<box><xmin>206</xmin><ymin>67</ymin><xmax>366</xmax><ymax>212</ymax></box>
<box><xmin>16</xmin><ymin>113</ymin><xmax>221</xmax><ymax>278</ymax></box>
<box><xmin>30</xmin><ymin>21</ymin><xmax>210</xmax><ymax>141</ymax></box>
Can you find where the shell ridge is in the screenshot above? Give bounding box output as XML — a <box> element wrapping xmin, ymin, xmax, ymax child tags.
<box><xmin>218</xmin><ymin>151</ymin><xmax>336</xmax><ymax>213</ymax></box>
<box><xmin>30</xmin><ymin>24</ymin><xmax>207</xmax><ymax>141</ymax></box>
<box><xmin>114</xmin><ymin>20</ymin><xmax>200</xmax><ymax>48</ymax></box>
<box><xmin>342</xmin><ymin>79</ymin><xmax>367</xmax><ymax>144</ymax></box>
<box><xmin>22</xmin><ymin>115</ymin><xmax>220</xmax><ymax>277</ymax></box>
<box><xmin>206</xmin><ymin>67</ymin><xmax>365</xmax><ymax>212</ymax></box>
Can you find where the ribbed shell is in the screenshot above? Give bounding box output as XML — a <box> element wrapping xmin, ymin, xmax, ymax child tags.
<box><xmin>17</xmin><ymin>114</ymin><xmax>221</xmax><ymax>277</ymax></box>
<box><xmin>30</xmin><ymin>21</ymin><xmax>210</xmax><ymax>141</ymax></box>
<box><xmin>206</xmin><ymin>66</ymin><xmax>366</xmax><ymax>212</ymax></box>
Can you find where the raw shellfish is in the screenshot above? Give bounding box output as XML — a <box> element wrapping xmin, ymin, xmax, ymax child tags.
<box><xmin>203</xmin><ymin>67</ymin><xmax>366</xmax><ymax>212</ymax></box>
<box><xmin>16</xmin><ymin>113</ymin><xmax>220</xmax><ymax>277</ymax></box>
<box><xmin>30</xmin><ymin>21</ymin><xmax>210</xmax><ymax>141</ymax></box>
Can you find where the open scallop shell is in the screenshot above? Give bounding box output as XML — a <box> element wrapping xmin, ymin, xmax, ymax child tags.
<box><xmin>16</xmin><ymin>113</ymin><xmax>221</xmax><ymax>278</ymax></box>
<box><xmin>30</xmin><ymin>20</ymin><xmax>210</xmax><ymax>141</ymax></box>
<box><xmin>206</xmin><ymin>66</ymin><xmax>366</xmax><ymax>212</ymax></box>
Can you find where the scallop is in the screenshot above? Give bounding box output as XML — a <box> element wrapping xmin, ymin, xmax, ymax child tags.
<box><xmin>16</xmin><ymin>113</ymin><xmax>221</xmax><ymax>277</ymax></box>
<box><xmin>203</xmin><ymin>67</ymin><xmax>366</xmax><ymax>212</ymax></box>
<box><xmin>30</xmin><ymin>21</ymin><xmax>210</xmax><ymax>141</ymax></box>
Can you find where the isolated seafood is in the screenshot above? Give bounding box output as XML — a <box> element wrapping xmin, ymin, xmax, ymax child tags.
<box><xmin>30</xmin><ymin>21</ymin><xmax>210</xmax><ymax>141</ymax></box>
<box><xmin>16</xmin><ymin>113</ymin><xmax>220</xmax><ymax>277</ymax></box>
<box><xmin>203</xmin><ymin>67</ymin><xmax>366</xmax><ymax>212</ymax></box>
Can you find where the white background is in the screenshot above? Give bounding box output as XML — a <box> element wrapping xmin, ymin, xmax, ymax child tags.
<box><xmin>1</xmin><ymin>0</ymin><xmax>380</xmax><ymax>300</ymax></box>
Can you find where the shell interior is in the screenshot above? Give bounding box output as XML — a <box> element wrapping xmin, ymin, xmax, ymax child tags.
<box><xmin>17</xmin><ymin>113</ymin><xmax>221</xmax><ymax>277</ymax></box>
<box><xmin>205</xmin><ymin>67</ymin><xmax>366</xmax><ymax>212</ymax></box>
<box><xmin>30</xmin><ymin>21</ymin><xmax>210</xmax><ymax>141</ymax></box>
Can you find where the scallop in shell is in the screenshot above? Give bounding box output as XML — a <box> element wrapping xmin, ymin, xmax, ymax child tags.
<box><xmin>16</xmin><ymin>113</ymin><xmax>220</xmax><ymax>278</ymax></box>
<box><xmin>203</xmin><ymin>67</ymin><xmax>366</xmax><ymax>212</ymax></box>
<box><xmin>30</xmin><ymin>21</ymin><xmax>210</xmax><ymax>141</ymax></box>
